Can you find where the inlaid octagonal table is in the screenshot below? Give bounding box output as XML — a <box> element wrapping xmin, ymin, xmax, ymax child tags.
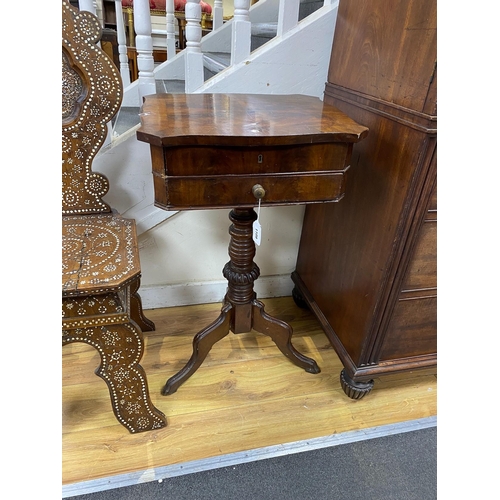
<box><xmin>137</xmin><ymin>93</ymin><xmax>368</xmax><ymax>395</ymax></box>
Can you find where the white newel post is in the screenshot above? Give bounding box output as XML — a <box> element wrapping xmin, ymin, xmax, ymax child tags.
<box><xmin>134</xmin><ymin>0</ymin><xmax>156</xmax><ymax>101</ymax></box>
<box><xmin>213</xmin><ymin>1</ymin><xmax>223</xmax><ymax>30</ymax></box>
<box><xmin>114</xmin><ymin>0</ymin><xmax>131</xmax><ymax>87</ymax></box>
<box><xmin>166</xmin><ymin>0</ymin><xmax>177</xmax><ymax>60</ymax></box>
<box><xmin>231</xmin><ymin>0</ymin><xmax>251</xmax><ymax>65</ymax></box>
<box><xmin>95</xmin><ymin>0</ymin><xmax>104</xmax><ymax>26</ymax></box>
<box><xmin>277</xmin><ymin>0</ymin><xmax>300</xmax><ymax>36</ymax></box>
<box><xmin>185</xmin><ymin>0</ymin><xmax>204</xmax><ymax>93</ymax></box>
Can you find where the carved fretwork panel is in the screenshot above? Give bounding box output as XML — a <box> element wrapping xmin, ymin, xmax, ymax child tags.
<box><xmin>62</xmin><ymin>322</ymin><xmax>166</xmax><ymax>433</ymax></box>
<box><xmin>62</xmin><ymin>0</ymin><xmax>123</xmax><ymax>215</ymax></box>
<box><xmin>62</xmin><ymin>291</ymin><xmax>129</xmax><ymax>329</ymax></box>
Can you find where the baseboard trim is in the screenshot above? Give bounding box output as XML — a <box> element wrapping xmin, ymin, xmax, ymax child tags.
<box><xmin>139</xmin><ymin>274</ymin><xmax>296</xmax><ymax>309</ymax></box>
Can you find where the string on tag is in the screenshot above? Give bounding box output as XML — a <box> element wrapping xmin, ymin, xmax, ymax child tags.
<box><xmin>253</xmin><ymin>198</ymin><xmax>262</xmax><ymax>246</ymax></box>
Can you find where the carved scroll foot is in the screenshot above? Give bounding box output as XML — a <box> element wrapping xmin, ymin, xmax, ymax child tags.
<box><xmin>162</xmin><ymin>303</ymin><xmax>232</xmax><ymax>395</ymax></box>
<box><xmin>252</xmin><ymin>299</ymin><xmax>320</xmax><ymax>374</ymax></box>
<box><xmin>340</xmin><ymin>369</ymin><xmax>374</xmax><ymax>400</ymax></box>
<box><xmin>130</xmin><ymin>276</ymin><xmax>155</xmax><ymax>332</ymax></box>
<box><xmin>63</xmin><ymin>323</ymin><xmax>166</xmax><ymax>433</ymax></box>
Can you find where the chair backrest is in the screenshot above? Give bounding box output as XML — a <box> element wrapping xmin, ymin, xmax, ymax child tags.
<box><xmin>62</xmin><ymin>0</ymin><xmax>122</xmax><ymax>216</ymax></box>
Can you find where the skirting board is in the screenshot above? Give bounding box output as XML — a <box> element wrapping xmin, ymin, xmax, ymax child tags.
<box><xmin>139</xmin><ymin>274</ymin><xmax>296</xmax><ymax>310</ymax></box>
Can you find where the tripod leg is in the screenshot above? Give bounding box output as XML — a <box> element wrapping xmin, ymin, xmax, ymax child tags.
<box><xmin>252</xmin><ymin>299</ymin><xmax>320</xmax><ymax>374</ymax></box>
<box><xmin>162</xmin><ymin>303</ymin><xmax>232</xmax><ymax>395</ymax></box>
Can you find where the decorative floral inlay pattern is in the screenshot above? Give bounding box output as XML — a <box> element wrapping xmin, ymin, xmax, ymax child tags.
<box><xmin>62</xmin><ymin>293</ymin><xmax>125</xmax><ymax>319</ymax></box>
<box><xmin>62</xmin><ymin>0</ymin><xmax>122</xmax><ymax>215</ymax></box>
<box><xmin>62</xmin><ymin>213</ymin><xmax>139</xmax><ymax>295</ymax></box>
<box><xmin>62</xmin><ymin>323</ymin><xmax>166</xmax><ymax>432</ymax></box>
<box><xmin>62</xmin><ymin>52</ymin><xmax>83</xmax><ymax>119</ymax></box>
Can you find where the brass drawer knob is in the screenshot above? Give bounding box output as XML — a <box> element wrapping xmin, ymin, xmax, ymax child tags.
<box><xmin>252</xmin><ymin>184</ymin><xmax>266</xmax><ymax>200</ymax></box>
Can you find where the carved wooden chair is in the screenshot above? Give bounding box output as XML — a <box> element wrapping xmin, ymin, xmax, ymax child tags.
<box><xmin>62</xmin><ymin>0</ymin><xmax>166</xmax><ymax>433</ymax></box>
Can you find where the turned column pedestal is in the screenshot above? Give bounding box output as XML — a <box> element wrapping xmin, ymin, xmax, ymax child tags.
<box><xmin>162</xmin><ymin>207</ymin><xmax>320</xmax><ymax>395</ymax></box>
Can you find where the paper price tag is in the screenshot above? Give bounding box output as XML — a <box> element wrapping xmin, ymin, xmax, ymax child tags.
<box><xmin>253</xmin><ymin>219</ymin><xmax>262</xmax><ymax>246</ymax></box>
<box><xmin>253</xmin><ymin>197</ymin><xmax>263</xmax><ymax>246</ymax></box>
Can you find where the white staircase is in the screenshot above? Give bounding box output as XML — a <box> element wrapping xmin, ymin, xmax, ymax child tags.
<box><xmin>115</xmin><ymin>0</ymin><xmax>337</xmax><ymax>131</ymax></box>
<box><xmin>77</xmin><ymin>0</ymin><xmax>339</xmax><ymax>309</ymax></box>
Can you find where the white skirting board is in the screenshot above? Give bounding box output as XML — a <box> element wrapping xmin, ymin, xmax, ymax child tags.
<box><xmin>139</xmin><ymin>274</ymin><xmax>296</xmax><ymax>310</ymax></box>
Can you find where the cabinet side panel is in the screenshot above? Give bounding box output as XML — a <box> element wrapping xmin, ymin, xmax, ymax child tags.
<box><xmin>295</xmin><ymin>100</ymin><xmax>430</xmax><ymax>366</ymax></box>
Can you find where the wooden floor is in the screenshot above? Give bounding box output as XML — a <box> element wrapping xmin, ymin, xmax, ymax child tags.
<box><xmin>62</xmin><ymin>296</ymin><xmax>437</xmax><ymax>492</ymax></box>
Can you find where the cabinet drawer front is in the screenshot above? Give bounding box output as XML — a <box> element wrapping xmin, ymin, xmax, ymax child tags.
<box><xmin>426</xmin><ymin>181</ymin><xmax>437</xmax><ymax>221</ymax></box>
<box><xmin>164</xmin><ymin>144</ymin><xmax>350</xmax><ymax>176</ymax></box>
<box><xmin>427</xmin><ymin>182</ymin><xmax>437</xmax><ymax>212</ymax></box>
<box><xmin>402</xmin><ymin>220</ymin><xmax>436</xmax><ymax>291</ymax></box>
<box><xmin>379</xmin><ymin>296</ymin><xmax>437</xmax><ymax>361</ymax></box>
<box><xmin>156</xmin><ymin>172</ymin><xmax>346</xmax><ymax>210</ymax></box>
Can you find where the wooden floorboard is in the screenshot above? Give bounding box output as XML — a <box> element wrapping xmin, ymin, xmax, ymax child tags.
<box><xmin>62</xmin><ymin>297</ymin><xmax>437</xmax><ymax>488</ymax></box>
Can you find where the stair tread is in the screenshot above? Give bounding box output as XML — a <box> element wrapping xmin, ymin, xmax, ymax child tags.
<box><xmin>113</xmin><ymin>107</ymin><xmax>140</xmax><ymax>135</ymax></box>
<box><xmin>203</xmin><ymin>52</ymin><xmax>231</xmax><ymax>75</ymax></box>
<box><xmin>156</xmin><ymin>79</ymin><xmax>186</xmax><ymax>94</ymax></box>
<box><xmin>204</xmin><ymin>52</ymin><xmax>231</xmax><ymax>65</ymax></box>
<box><xmin>113</xmin><ymin>79</ymin><xmax>186</xmax><ymax>134</ymax></box>
<box><xmin>251</xmin><ymin>22</ymin><xmax>278</xmax><ymax>37</ymax></box>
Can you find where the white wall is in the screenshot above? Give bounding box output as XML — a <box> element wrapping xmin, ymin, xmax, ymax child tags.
<box><xmin>136</xmin><ymin>205</ymin><xmax>305</xmax><ymax>309</ymax></box>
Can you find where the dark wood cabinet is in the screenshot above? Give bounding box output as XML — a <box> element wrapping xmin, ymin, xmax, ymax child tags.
<box><xmin>291</xmin><ymin>0</ymin><xmax>437</xmax><ymax>399</ymax></box>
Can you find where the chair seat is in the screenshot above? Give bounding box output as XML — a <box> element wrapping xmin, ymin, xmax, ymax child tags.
<box><xmin>62</xmin><ymin>212</ymin><xmax>140</xmax><ymax>297</ymax></box>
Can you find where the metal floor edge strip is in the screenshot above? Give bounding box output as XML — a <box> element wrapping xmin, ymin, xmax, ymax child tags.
<box><xmin>62</xmin><ymin>415</ymin><xmax>437</xmax><ymax>498</ymax></box>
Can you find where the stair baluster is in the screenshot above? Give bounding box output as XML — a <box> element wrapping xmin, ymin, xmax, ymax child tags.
<box><xmin>231</xmin><ymin>0</ymin><xmax>251</xmax><ymax>65</ymax></box>
<box><xmin>213</xmin><ymin>0</ymin><xmax>223</xmax><ymax>30</ymax></box>
<box><xmin>115</xmin><ymin>0</ymin><xmax>131</xmax><ymax>86</ymax></box>
<box><xmin>95</xmin><ymin>0</ymin><xmax>104</xmax><ymax>26</ymax></box>
<box><xmin>134</xmin><ymin>0</ymin><xmax>156</xmax><ymax>100</ymax></box>
<box><xmin>277</xmin><ymin>0</ymin><xmax>301</xmax><ymax>36</ymax></box>
<box><xmin>166</xmin><ymin>0</ymin><xmax>177</xmax><ymax>60</ymax></box>
<box><xmin>78</xmin><ymin>0</ymin><xmax>96</xmax><ymax>15</ymax></box>
<box><xmin>185</xmin><ymin>0</ymin><xmax>204</xmax><ymax>92</ymax></box>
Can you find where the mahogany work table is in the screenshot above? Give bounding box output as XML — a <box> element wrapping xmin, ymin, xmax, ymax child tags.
<box><xmin>137</xmin><ymin>93</ymin><xmax>368</xmax><ymax>395</ymax></box>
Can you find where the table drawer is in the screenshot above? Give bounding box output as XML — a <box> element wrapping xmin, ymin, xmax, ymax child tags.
<box><xmin>160</xmin><ymin>143</ymin><xmax>351</xmax><ymax>176</ymax></box>
<box><xmin>153</xmin><ymin>171</ymin><xmax>348</xmax><ymax>210</ymax></box>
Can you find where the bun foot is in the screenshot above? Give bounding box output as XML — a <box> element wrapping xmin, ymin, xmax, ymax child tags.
<box><xmin>340</xmin><ymin>369</ymin><xmax>374</xmax><ymax>400</ymax></box>
<box><xmin>292</xmin><ymin>286</ymin><xmax>309</xmax><ymax>309</ymax></box>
